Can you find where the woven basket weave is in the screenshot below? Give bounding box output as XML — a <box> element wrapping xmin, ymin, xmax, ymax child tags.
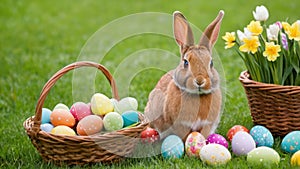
<box><xmin>23</xmin><ymin>61</ymin><xmax>149</xmax><ymax>165</ymax></box>
<box><xmin>239</xmin><ymin>71</ymin><xmax>300</xmax><ymax>137</ymax></box>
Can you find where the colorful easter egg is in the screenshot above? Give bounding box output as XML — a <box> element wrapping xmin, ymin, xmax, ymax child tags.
<box><xmin>291</xmin><ymin>150</ymin><xmax>300</xmax><ymax>166</ymax></box>
<box><xmin>40</xmin><ymin>123</ymin><xmax>54</xmax><ymax>132</ymax></box>
<box><xmin>76</xmin><ymin>115</ymin><xmax>103</xmax><ymax>136</ymax></box>
<box><xmin>247</xmin><ymin>147</ymin><xmax>280</xmax><ymax>165</ymax></box>
<box><xmin>199</xmin><ymin>143</ymin><xmax>231</xmax><ymax>165</ymax></box>
<box><xmin>161</xmin><ymin>135</ymin><xmax>184</xmax><ymax>159</ymax></box>
<box><xmin>50</xmin><ymin>109</ymin><xmax>76</xmax><ymax>127</ymax></box>
<box><xmin>70</xmin><ymin>102</ymin><xmax>92</xmax><ymax>121</ymax></box>
<box><xmin>140</xmin><ymin>127</ymin><xmax>160</xmax><ymax>143</ymax></box>
<box><xmin>114</xmin><ymin>97</ymin><xmax>138</xmax><ymax>114</ymax></box>
<box><xmin>53</xmin><ymin>103</ymin><xmax>70</xmax><ymax>111</ymax></box>
<box><xmin>185</xmin><ymin>132</ymin><xmax>206</xmax><ymax>157</ymax></box>
<box><xmin>281</xmin><ymin>131</ymin><xmax>300</xmax><ymax>153</ymax></box>
<box><xmin>122</xmin><ymin>111</ymin><xmax>139</xmax><ymax>127</ymax></box>
<box><xmin>250</xmin><ymin>125</ymin><xmax>274</xmax><ymax>147</ymax></box>
<box><xmin>232</xmin><ymin>131</ymin><xmax>256</xmax><ymax>156</ymax></box>
<box><xmin>41</xmin><ymin>108</ymin><xmax>52</xmax><ymax>124</ymax></box>
<box><xmin>227</xmin><ymin>125</ymin><xmax>249</xmax><ymax>141</ymax></box>
<box><xmin>91</xmin><ymin>93</ymin><xmax>114</xmax><ymax>115</ymax></box>
<box><xmin>51</xmin><ymin>125</ymin><xmax>76</xmax><ymax>136</ymax></box>
<box><xmin>207</xmin><ymin>133</ymin><xmax>228</xmax><ymax>148</ymax></box>
<box><xmin>103</xmin><ymin>112</ymin><xmax>123</xmax><ymax>131</ymax></box>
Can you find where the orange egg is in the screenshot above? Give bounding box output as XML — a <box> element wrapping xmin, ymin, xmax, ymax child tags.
<box><xmin>50</xmin><ymin>109</ymin><xmax>76</xmax><ymax>127</ymax></box>
<box><xmin>227</xmin><ymin>125</ymin><xmax>249</xmax><ymax>141</ymax></box>
<box><xmin>76</xmin><ymin>115</ymin><xmax>103</xmax><ymax>136</ymax></box>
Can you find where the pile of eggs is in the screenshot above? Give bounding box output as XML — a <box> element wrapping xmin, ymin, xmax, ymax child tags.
<box><xmin>40</xmin><ymin>93</ymin><xmax>140</xmax><ymax>136</ymax></box>
<box><xmin>155</xmin><ymin>124</ymin><xmax>300</xmax><ymax>166</ymax></box>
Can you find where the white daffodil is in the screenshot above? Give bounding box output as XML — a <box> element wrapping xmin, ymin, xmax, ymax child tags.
<box><xmin>253</xmin><ymin>5</ymin><xmax>269</xmax><ymax>21</ymax></box>
<box><xmin>237</xmin><ymin>28</ymin><xmax>252</xmax><ymax>42</ymax></box>
<box><xmin>267</xmin><ymin>23</ymin><xmax>280</xmax><ymax>41</ymax></box>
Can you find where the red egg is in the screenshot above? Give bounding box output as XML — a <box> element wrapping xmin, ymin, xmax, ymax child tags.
<box><xmin>70</xmin><ymin>102</ymin><xmax>92</xmax><ymax>121</ymax></box>
<box><xmin>227</xmin><ymin>125</ymin><xmax>249</xmax><ymax>141</ymax></box>
<box><xmin>140</xmin><ymin>127</ymin><xmax>160</xmax><ymax>143</ymax></box>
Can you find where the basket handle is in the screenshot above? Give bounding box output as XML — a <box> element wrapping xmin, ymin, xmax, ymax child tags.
<box><xmin>32</xmin><ymin>61</ymin><xmax>119</xmax><ymax>133</ymax></box>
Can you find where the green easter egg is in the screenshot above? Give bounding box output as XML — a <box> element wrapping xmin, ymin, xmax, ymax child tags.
<box><xmin>103</xmin><ymin>112</ymin><xmax>124</xmax><ymax>131</ymax></box>
<box><xmin>247</xmin><ymin>147</ymin><xmax>280</xmax><ymax>165</ymax></box>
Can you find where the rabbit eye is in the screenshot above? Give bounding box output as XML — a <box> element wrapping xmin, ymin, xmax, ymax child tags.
<box><xmin>210</xmin><ymin>60</ymin><xmax>213</xmax><ymax>68</ymax></box>
<box><xmin>183</xmin><ymin>59</ymin><xmax>189</xmax><ymax>68</ymax></box>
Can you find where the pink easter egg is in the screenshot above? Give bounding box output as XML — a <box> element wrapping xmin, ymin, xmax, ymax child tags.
<box><xmin>70</xmin><ymin>102</ymin><xmax>92</xmax><ymax>121</ymax></box>
<box><xmin>207</xmin><ymin>133</ymin><xmax>228</xmax><ymax>148</ymax></box>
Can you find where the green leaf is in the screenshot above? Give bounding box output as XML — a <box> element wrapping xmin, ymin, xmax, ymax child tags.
<box><xmin>282</xmin><ymin>66</ymin><xmax>294</xmax><ymax>85</ymax></box>
<box><xmin>295</xmin><ymin>73</ymin><xmax>300</xmax><ymax>86</ymax></box>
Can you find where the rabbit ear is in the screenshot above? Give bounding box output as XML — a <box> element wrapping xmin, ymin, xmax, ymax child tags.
<box><xmin>199</xmin><ymin>10</ymin><xmax>224</xmax><ymax>52</ymax></box>
<box><xmin>173</xmin><ymin>11</ymin><xmax>194</xmax><ymax>50</ymax></box>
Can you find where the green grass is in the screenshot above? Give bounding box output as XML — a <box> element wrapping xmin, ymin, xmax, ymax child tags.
<box><xmin>1</xmin><ymin>0</ymin><xmax>300</xmax><ymax>168</ymax></box>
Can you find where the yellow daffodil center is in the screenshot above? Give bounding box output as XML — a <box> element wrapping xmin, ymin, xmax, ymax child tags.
<box><xmin>239</xmin><ymin>36</ymin><xmax>260</xmax><ymax>54</ymax></box>
<box><xmin>247</xmin><ymin>21</ymin><xmax>263</xmax><ymax>36</ymax></box>
<box><xmin>222</xmin><ymin>32</ymin><xmax>236</xmax><ymax>49</ymax></box>
<box><xmin>263</xmin><ymin>42</ymin><xmax>281</xmax><ymax>62</ymax></box>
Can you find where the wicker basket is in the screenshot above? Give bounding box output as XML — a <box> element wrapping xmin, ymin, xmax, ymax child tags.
<box><xmin>239</xmin><ymin>71</ymin><xmax>300</xmax><ymax>137</ymax></box>
<box><xmin>23</xmin><ymin>61</ymin><xmax>149</xmax><ymax>165</ymax></box>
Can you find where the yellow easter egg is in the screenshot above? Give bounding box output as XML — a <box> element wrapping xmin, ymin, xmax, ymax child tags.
<box><xmin>90</xmin><ymin>93</ymin><xmax>114</xmax><ymax>115</ymax></box>
<box><xmin>51</xmin><ymin>125</ymin><xmax>76</xmax><ymax>136</ymax></box>
<box><xmin>291</xmin><ymin>150</ymin><xmax>300</xmax><ymax>166</ymax></box>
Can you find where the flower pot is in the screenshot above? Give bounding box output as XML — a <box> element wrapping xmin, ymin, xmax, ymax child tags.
<box><xmin>239</xmin><ymin>71</ymin><xmax>300</xmax><ymax>137</ymax></box>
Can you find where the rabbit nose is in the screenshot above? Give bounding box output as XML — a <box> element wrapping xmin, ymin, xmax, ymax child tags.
<box><xmin>194</xmin><ymin>79</ymin><xmax>206</xmax><ymax>88</ymax></box>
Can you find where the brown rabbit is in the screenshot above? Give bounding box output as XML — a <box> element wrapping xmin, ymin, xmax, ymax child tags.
<box><xmin>144</xmin><ymin>11</ymin><xmax>224</xmax><ymax>140</ymax></box>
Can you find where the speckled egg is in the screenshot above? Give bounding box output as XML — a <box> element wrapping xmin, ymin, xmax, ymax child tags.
<box><xmin>91</xmin><ymin>93</ymin><xmax>114</xmax><ymax>115</ymax></box>
<box><xmin>185</xmin><ymin>132</ymin><xmax>206</xmax><ymax>157</ymax></box>
<box><xmin>114</xmin><ymin>97</ymin><xmax>138</xmax><ymax>114</ymax></box>
<box><xmin>103</xmin><ymin>112</ymin><xmax>123</xmax><ymax>131</ymax></box>
<box><xmin>247</xmin><ymin>147</ymin><xmax>280</xmax><ymax>165</ymax></box>
<box><xmin>40</xmin><ymin>123</ymin><xmax>54</xmax><ymax>132</ymax></box>
<box><xmin>291</xmin><ymin>150</ymin><xmax>300</xmax><ymax>166</ymax></box>
<box><xmin>140</xmin><ymin>127</ymin><xmax>160</xmax><ymax>143</ymax></box>
<box><xmin>207</xmin><ymin>133</ymin><xmax>228</xmax><ymax>148</ymax></box>
<box><xmin>122</xmin><ymin>111</ymin><xmax>139</xmax><ymax>127</ymax></box>
<box><xmin>70</xmin><ymin>102</ymin><xmax>92</xmax><ymax>121</ymax></box>
<box><xmin>281</xmin><ymin>131</ymin><xmax>300</xmax><ymax>154</ymax></box>
<box><xmin>76</xmin><ymin>115</ymin><xmax>103</xmax><ymax>136</ymax></box>
<box><xmin>227</xmin><ymin>125</ymin><xmax>249</xmax><ymax>141</ymax></box>
<box><xmin>250</xmin><ymin>125</ymin><xmax>274</xmax><ymax>147</ymax></box>
<box><xmin>53</xmin><ymin>103</ymin><xmax>70</xmax><ymax>111</ymax></box>
<box><xmin>232</xmin><ymin>131</ymin><xmax>256</xmax><ymax>156</ymax></box>
<box><xmin>161</xmin><ymin>135</ymin><xmax>184</xmax><ymax>159</ymax></box>
<box><xmin>50</xmin><ymin>109</ymin><xmax>76</xmax><ymax>127</ymax></box>
<box><xmin>51</xmin><ymin>125</ymin><xmax>76</xmax><ymax>136</ymax></box>
<box><xmin>41</xmin><ymin>108</ymin><xmax>52</xmax><ymax>124</ymax></box>
<box><xmin>199</xmin><ymin>143</ymin><xmax>231</xmax><ymax>165</ymax></box>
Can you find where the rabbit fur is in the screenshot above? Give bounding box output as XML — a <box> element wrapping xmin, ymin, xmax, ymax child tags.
<box><xmin>145</xmin><ymin>10</ymin><xmax>224</xmax><ymax>141</ymax></box>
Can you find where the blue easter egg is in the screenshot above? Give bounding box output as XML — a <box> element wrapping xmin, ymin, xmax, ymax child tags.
<box><xmin>281</xmin><ymin>131</ymin><xmax>300</xmax><ymax>154</ymax></box>
<box><xmin>250</xmin><ymin>125</ymin><xmax>274</xmax><ymax>147</ymax></box>
<box><xmin>41</xmin><ymin>108</ymin><xmax>52</xmax><ymax>124</ymax></box>
<box><xmin>40</xmin><ymin>123</ymin><xmax>54</xmax><ymax>132</ymax></box>
<box><xmin>122</xmin><ymin>111</ymin><xmax>139</xmax><ymax>127</ymax></box>
<box><xmin>161</xmin><ymin>135</ymin><xmax>184</xmax><ymax>159</ymax></box>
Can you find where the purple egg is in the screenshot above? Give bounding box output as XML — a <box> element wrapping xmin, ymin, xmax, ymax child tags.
<box><xmin>207</xmin><ymin>133</ymin><xmax>229</xmax><ymax>148</ymax></box>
